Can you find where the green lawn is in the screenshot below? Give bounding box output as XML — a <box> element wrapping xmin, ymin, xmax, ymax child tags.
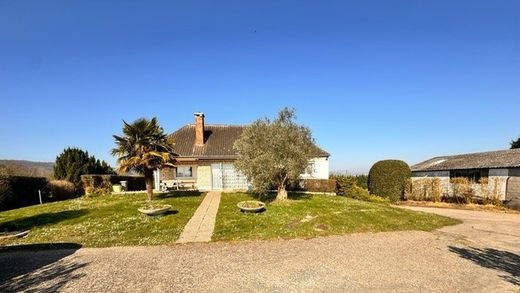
<box><xmin>0</xmin><ymin>192</ymin><xmax>203</xmax><ymax>248</ymax></box>
<box><xmin>213</xmin><ymin>193</ymin><xmax>460</xmax><ymax>241</ymax></box>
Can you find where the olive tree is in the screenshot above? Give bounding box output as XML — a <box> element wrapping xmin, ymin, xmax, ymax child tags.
<box><xmin>234</xmin><ymin>108</ymin><xmax>316</xmax><ymax>201</ymax></box>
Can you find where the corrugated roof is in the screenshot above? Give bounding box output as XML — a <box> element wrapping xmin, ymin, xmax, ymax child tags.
<box><xmin>411</xmin><ymin>149</ymin><xmax>520</xmax><ymax>172</ymax></box>
<box><xmin>169</xmin><ymin>124</ymin><xmax>329</xmax><ymax>159</ymax></box>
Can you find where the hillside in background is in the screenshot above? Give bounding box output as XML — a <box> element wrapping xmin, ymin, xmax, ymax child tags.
<box><xmin>0</xmin><ymin>160</ymin><xmax>54</xmax><ymax>179</ymax></box>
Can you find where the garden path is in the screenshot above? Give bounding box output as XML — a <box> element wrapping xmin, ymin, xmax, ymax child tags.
<box><xmin>176</xmin><ymin>191</ymin><xmax>221</xmax><ymax>243</ymax></box>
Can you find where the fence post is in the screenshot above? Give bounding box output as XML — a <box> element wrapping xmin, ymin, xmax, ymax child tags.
<box><xmin>38</xmin><ymin>190</ymin><xmax>43</xmax><ymax>204</ymax></box>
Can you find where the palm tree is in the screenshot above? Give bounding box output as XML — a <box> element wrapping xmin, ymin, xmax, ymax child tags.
<box><xmin>111</xmin><ymin>117</ymin><xmax>176</xmax><ymax>201</ymax></box>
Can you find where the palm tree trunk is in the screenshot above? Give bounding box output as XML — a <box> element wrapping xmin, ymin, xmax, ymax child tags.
<box><xmin>144</xmin><ymin>169</ymin><xmax>154</xmax><ymax>201</ymax></box>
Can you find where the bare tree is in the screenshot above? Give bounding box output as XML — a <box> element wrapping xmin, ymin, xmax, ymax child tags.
<box><xmin>234</xmin><ymin>108</ymin><xmax>315</xmax><ymax>200</ymax></box>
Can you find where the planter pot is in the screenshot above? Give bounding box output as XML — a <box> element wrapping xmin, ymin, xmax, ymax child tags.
<box><xmin>112</xmin><ymin>185</ymin><xmax>123</xmax><ymax>193</ymax></box>
<box><xmin>237</xmin><ymin>201</ymin><xmax>266</xmax><ymax>213</ymax></box>
<box><xmin>0</xmin><ymin>230</ymin><xmax>30</xmax><ymax>240</ymax></box>
<box><xmin>138</xmin><ymin>204</ymin><xmax>172</xmax><ymax>216</ymax></box>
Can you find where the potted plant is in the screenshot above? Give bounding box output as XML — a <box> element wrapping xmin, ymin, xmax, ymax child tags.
<box><xmin>237</xmin><ymin>200</ymin><xmax>266</xmax><ymax>213</ymax></box>
<box><xmin>112</xmin><ymin>184</ymin><xmax>123</xmax><ymax>193</ymax></box>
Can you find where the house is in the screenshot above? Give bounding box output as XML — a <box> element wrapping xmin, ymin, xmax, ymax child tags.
<box><xmin>411</xmin><ymin>148</ymin><xmax>520</xmax><ymax>202</ymax></box>
<box><xmin>153</xmin><ymin>113</ymin><xmax>330</xmax><ymax>191</ymax></box>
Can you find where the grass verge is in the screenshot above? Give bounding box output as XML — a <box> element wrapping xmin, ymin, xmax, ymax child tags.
<box><xmin>0</xmin><ymin>192</ymin><xmax>203</xmax><ymax>247</ymax></box>
<box><xmin>213</xmin><ymin>193</ymin><xmax>460</xmax><ymax>241</ymax></box>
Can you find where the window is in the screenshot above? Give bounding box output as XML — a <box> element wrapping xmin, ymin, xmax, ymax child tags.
<box><xmin>450</xmin><ymin>169</ymin><xmax>488</xmax><ymax>182</ymax></box>
<box><xmin>176</xmin><ymin>166</ymin><xmax>193</xmax><ymax>178</ymax></box>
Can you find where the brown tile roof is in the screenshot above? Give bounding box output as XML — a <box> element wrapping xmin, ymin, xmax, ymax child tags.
<box><xmin>169</xmin><ymin>124</ymin><xmax>329</xmax><ymax>160</ymax></box>
<box><xmin>411</xmin><ymin>149</ymin><xmax>520</xmax><ymax>172</ymax></box>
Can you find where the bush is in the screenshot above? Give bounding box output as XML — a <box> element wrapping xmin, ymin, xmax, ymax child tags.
<box><xmin>290</xmin><ymin>179</ymin><xmax>337</xmax><ymax>193</ymax></box>
<box><xmin>81</xmin><ymin>174</ymin><xmax>146</xmax><ymax>194</ymax></box>
<box><xmin>84</xmin><ymin>186</ymin><xmax>111</xmax><ymax>197</ymax></box>
<box><xmin>406</xmin><ymin>178</ymin><xmax>443</xmax><ymax>202</ymax></box>
<box><xmin>449</xmin><ymin>177</ymin><xmax>473</xmax><ymax>204</ymax></box>
<box><xmin>347</xmin><ymin>185</ymin><xmax>389</xmax><ymax>203</ymax></box>
<box><xmin>332</xmin><ymin>174</ymin><xmax>388</xmax><ymax>203</ymax></box>
<box><xmin>48</xmin><ymin>180</ymin><xmax>77</xmax><ymax>200</ymax></box>
<box><xmin>0</xmin><ymin>175</ymin><xmax>49</xmax><ymax>211</ymax></box>
<box><xmin>368</xmin><ymin>160</ymin><xmax>411</xmax><ymax>203</ymax></box>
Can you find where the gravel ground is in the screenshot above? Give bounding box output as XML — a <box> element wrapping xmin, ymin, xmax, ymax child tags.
<box><xmin>1</xmin><ymin>208</ymin><xmax>519</xmax><ymax>292</ymax></box>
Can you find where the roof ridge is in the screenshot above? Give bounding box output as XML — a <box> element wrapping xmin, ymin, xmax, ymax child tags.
<box><xmin>437</xmin><ymin>148</ymin><xmax>520</xmax><ymax>158</ymax></box>
<box><xmin>184</xmin><ymin>123</ymin><xmax>245</xmax><ymax>127</ymax></box>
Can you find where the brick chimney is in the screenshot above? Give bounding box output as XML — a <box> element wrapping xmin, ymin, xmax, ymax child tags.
<box><xmin>194</xmin><ymin>112</ymin><xmax>205</xmax><ymax>146</ymax></box>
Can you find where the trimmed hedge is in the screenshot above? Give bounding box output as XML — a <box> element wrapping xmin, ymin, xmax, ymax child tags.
<box><xmin>0</xmin><ymin>175</ymin><xmax>49</xmax><ymax>211</ymax></box>
<box><xmin>48</xmin><ymin>180</ymin><xmax>77</xmax><ymax>201</ymax></box>
<box><xmin>81</xmin><ymin>174</ymin><xmax>146</xmax><ymax>193</ymax></box>
<box><xmin>290</xmin><ymin>179</ymin><xmax>337</xmax><ymax>193</ymax></box>
<box><xmin>368</xmin><ymin>160</ymin><xmax>411</xmax><ymax>203</ymax></box>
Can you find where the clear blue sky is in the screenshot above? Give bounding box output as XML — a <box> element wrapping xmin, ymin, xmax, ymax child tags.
<box><xmin>1</xmin><ymin>1</ymin><xmax>519</xmax><ymax>174</ymax></box>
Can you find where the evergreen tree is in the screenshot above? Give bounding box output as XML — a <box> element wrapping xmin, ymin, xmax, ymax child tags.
<box><xmin>54</xmin><ymin>147</ymin><xmax>115</xmax><ymax>190</ymax></box>
<box><xmin>511</xmin><ymin>137</ymin><xmax>520</xmax><ymax>149</ymax></box>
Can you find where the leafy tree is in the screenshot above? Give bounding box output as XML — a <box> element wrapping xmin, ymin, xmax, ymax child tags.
<box><xmin>111</xmin><ymin>117</ymin><xmax>176</xmax><ymax>201</ymax></box>
<box><xmin>54</xmin><ymin>147</ymin><xmax>115</xmax><ymax>191</ymax></box>
<box><xmin>234</xmin><ymin>108</ymin><xmax>316</xmax><ymax>201</ymax></box>
<box><xmin>511</xmin><ymin>137</ymin><xmax>520</xmax><ymax>149</ymax></box>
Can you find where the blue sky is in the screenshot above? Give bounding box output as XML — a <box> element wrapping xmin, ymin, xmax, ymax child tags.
<box><xmin>1</xmin><ymin>1</ymin><xmax>519</xmax><ymax>174</ymax></box>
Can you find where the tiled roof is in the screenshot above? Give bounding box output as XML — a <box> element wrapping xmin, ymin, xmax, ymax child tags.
<box><xmin>169</xmin><ymin>124</ymin><xmax>329</xmax><ymax>159</ymax></box>
<box><xmin>411</xmin><ymin>149</ymin><xmax>520</xmax><ymax>172</ymax></box>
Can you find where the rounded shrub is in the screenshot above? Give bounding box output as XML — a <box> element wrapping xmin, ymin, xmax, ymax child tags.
<box><xmin>368</xmin><ymin>160</ymin><xmax>411</xmax><ymax>202</ymax></box>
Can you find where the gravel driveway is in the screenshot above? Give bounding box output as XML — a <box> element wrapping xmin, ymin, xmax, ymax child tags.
<box><xmin>1</xmin><ymin>208</ymin><xmax>519</xmax><ymax>292</ymax></box>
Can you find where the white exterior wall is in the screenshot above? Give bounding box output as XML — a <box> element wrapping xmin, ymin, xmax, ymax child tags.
<box><xmin>411</xmin><ymin>171</ymin><xmax>450</xmax><ymax>196</ymax></box>
<box><xmin>411</xmin><ymin>169</ymin><xmax>510</xmax><ymax>200</ymax></box>
<box><xmin>300</xmin><ymin>157</ymin><xmax>330</xmax><ymax>180</ymax></box>
<box><xmin>489</xmin><ymin>169</ymin><xmax>509</xmax><ymax>200</ymax></box>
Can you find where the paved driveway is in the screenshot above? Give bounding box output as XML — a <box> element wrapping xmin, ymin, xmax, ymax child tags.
<box><xmin>398</xmin><ymin>206</ymin><xmax>520</xmax><ymax>252</ymax></box>
<box><xmin>1</xmin><ymin>208</ymin><xmax>519</xmax><ymax>292</ymax></box>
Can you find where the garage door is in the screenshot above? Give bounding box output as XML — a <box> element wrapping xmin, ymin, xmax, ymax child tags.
<box><xmin>506</xmin><ymin>177</ymin><xmax>520</xmax><ymax>201</ymax></box>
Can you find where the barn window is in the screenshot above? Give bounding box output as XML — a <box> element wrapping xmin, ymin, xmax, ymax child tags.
<box><xmin>176</xmin><ymin>166</ymin><xmax>193</xmax><ymax>178</ymax></box>
<box><xmin>449</xmin><ymin>169</ymin><xmax>489</xmax><ymax>182</ymax></box>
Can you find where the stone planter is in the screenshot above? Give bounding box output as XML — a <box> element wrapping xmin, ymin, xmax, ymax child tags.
<box><xmin>138</xmin><ymin>204</ymin><xmax>172</xmax><ymax>216</ymax></box>
<box><xmin>112</xmin><ymin>184</ymin><xmax>123</xmax><ymax>193</ymax></box>
<box><xmin>0</xmin><ymin>230</ymin><xmax>30</xmax><ymax>240</ymax></box>
<box><xmin>237</xmin><ymin>201</ymin><xmax>266</xmax><ymax>213</ymax></box>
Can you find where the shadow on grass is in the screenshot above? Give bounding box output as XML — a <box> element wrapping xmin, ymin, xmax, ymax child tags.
<box><xmin>0</xmin><ymin>210</ymin><xmax>88</xmax><ymax>231</ymax></box>
<box><xmin>449</xmin><ymin>246</ymin><xmax>520</xmax><ymax>286</ymax></box>
<box><xmin>0</xmin><ymin>243</ymin><xmax>85</xmax><ymax>292</ymax></box>
<box><xmin>155</xmin><ymin>191</ymin><xmax>203</xmax><ymax>199</ymax></box>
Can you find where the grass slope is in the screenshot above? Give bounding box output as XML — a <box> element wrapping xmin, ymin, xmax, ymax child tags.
<box><xmin>213</xmin><ymin>193</ymin><xmax>460</xmax><ymax>241</ymax></box>
<box><xmin>0</xmin><ymin>192</ymin><xmax>203</xmax><ymax>247</ymax></box>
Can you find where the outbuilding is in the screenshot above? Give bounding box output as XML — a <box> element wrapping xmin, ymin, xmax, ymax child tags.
<box><xmin>411</xmin><ymin>149</ymin><xmax>520</xmax><ymax>203</ymax></box>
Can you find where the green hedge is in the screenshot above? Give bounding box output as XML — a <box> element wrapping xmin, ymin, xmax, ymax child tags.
<box><xmin>0</xmin><ymin>175</ymin><xmax>49</xmax><ymax>211</ymax></box>
<box><xmin>289</xmin><ymin>179</ymin><xmax>337</xmax><ymax>193</ymax></box>
<box><xmin>81</xmin><ymin>174</ymin><xmax>146</xmax><ymax>193</ymax></box>
<box><xmin>368</xmin><ymin>160</ymin><xmax>411</xmax><ymax>203</ymax></box>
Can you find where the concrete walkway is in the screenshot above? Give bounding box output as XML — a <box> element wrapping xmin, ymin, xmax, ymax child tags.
<box><xmin>176</xmin><ymin>191</ymin><xmax>221</xmax><ymax>243</ymax></box>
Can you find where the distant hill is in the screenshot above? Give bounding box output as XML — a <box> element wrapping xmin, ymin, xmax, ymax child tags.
<box><xmin>0</xmin><ymin>160</ymin><xmax>54</xmax><ymax>179</ymax></box>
